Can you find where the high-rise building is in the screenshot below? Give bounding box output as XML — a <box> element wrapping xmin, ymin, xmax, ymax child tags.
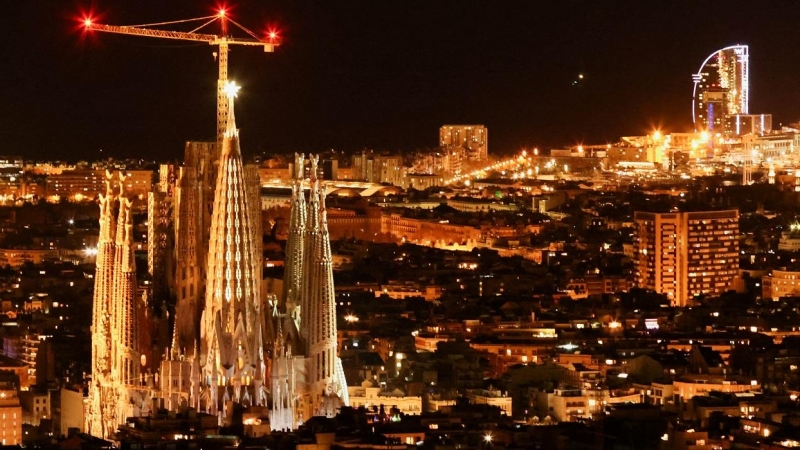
<box><xmin>692</xmin><ymin>45</ymin><xmax>749</xmax><ymax>132</ymax></box>
<box><xmin>270</xmin><ymin>154</ymin><xmax>349</xmax><ymax>430</ymax></box>
<box><xmin>439</xmin><ymin>125</ymin><xmax>488</xmax><ymax>163</ymax></box>
<box><xmin>86</xmin><ymin>172</ymin><xmax>152</xmax><ymax>438</ymax></box>
<box><xmin>633</xmin><ymin>210</ymin><xmax>739</xmax><ymax>307</ymax></box>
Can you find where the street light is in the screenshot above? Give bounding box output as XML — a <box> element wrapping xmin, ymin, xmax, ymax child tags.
<box><xmin>344</xmin><ymin>314</ymin><xmax>359</xmax><ymax>323</ymax></box>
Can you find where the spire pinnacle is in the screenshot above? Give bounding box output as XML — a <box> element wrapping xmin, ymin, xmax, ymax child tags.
<box><xmin>309</xmin><ymin>154</ymin><xmax>319</xmax><ymax>182</ymax></box>
<box><xmin>223</xmin><ymin>81</ymin><xmax>240</xmax><ymax>138</ymax></box>
<box><xmin>294</xmin><ymin>153</ymin><xmax>305</xmax><ymax>180</ymax></box>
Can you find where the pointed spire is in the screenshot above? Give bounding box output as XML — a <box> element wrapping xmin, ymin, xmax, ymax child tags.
<box><xmin>275</xmin><ymin>315</ymin><xmax>284</xmax><ymax>352</ymax></box>
<box><xmin>283</xmin><ymin>153</ymin><xmax>307</xmax><ymax>316</ymax></box>
<box><xmin>294</xmin><ymin>153</ymin><xmax>305</xmax><ymax>181</ymax></box>
<box><xmin>98</xmin><ymin>171</ymin><xmax>117</xmax><ymax>243</ymax></box>
<box><xmin>201</xmin><ymin>77</ymin><xmax>264</xmax><ymax>416</ymax></box>
<box><xmin>223</xmin><ymin>81</ymin><xmax>240</xmax><ymax>139</ymax></box>
<box><xmin>309</xmin><ymin>154</ymin><xmax>319</xmax><ymax>183</ymax></box>
<box><xmin>170</xmin><ymin>319</ymin><xmax>180</xmax><ymax>359</ymax></box>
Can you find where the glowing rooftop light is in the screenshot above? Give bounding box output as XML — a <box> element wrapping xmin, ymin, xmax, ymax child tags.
<box><xmin>84</xmin><ymin>18</ymin><xmax>93</xmax><ymax>28</ymax></box>
<box><xmin>269</xmin><ymin>31</ymin><xmax>278</xmax><ymax>40</ymax></box>
<box><xmin>218</xmin><ymin>8</ymin><xmax>226</xmax><ymax>17</ymax></box>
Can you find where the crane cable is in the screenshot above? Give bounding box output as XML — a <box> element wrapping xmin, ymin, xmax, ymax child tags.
<box><xmin>188</xmin><ymin>17</ymin><xmax>221</xmax><ymax>34</ymax></box>
<box><xmin>121</xmin><ymin>15</ymin><xmax>219</xmax><ymax>29</ymax></box>
<box><xmin>226</xmin><ymin>17</ymin><xmax>263</xmax><ymax>41</ymax></box>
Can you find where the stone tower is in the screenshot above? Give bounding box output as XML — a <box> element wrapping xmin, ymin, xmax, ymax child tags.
<box><xmin>270</xmin><ymin>154</ymin><xmax>348</xmax><ymax>430</ymax></box>
<box><xmin>198</xmin><ymin>84</ymin><xmax>267</xmax><ymax>416</ymax></box>
<box><xmin>87</xmin><ymin>173</ymin><xmax>150</xmax><ymax>438</ymax></box>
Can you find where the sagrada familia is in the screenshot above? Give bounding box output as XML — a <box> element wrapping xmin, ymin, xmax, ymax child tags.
<box><xmin>86</xmin><ymin>86</ymin><xmax>348</xmax><ymax>438</ymax></box>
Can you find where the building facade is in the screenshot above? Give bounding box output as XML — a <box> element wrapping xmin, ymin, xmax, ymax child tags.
<box><xmin>439</xmin><ymin>125</ymin><xmax>488</xmax><ymax>162</ymax></box>
<box><xmin>633</xmin><ymin>210</ymin><xmax>739</xmax><ymax>306</ymax></box>
<box><xmin>762</xmin><ymin>269</ymin><xmax>800</xmax><ymax>301</ymax></box>
<box><xmin>352</xmin><ymin>153</ymin><xmax>404</xmax><ymax>186</ymax></box>
<box><xmin>47</xmin><ymin>169</ymin><xmax>154</xmax><ymax>200</ymax></box>
<box><xmin>0</xmin><ymin>383</ymin><xmax>21</xmax><ymax>446</ymax></box>
<box><xmin>348</xmin><ymin>381</ymin><xmax>422</xmax><ymax>415</ymax></box>
<box><xmin>725</xmin><ymin>113</ymin><xmax>772</xmax><ymax>136</ymax></box>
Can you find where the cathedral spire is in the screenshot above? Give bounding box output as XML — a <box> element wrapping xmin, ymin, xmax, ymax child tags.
<box><xmin>222</xmin><ymin>81</ymin><xmax>240</xmax><ymax>140</ymax></box>
<box><xmin>200</xmin><ymin>80</ymin><xmax>266</xmax><ymax>415</ymax></box>
<box><xmin>271</xmin><ymin>153</ymin><xmax>349</xmax><ymax>430</ymax></box>
<box><xmin>283</xmin><ymin>153</ymin><xmax>306</xmax><ymax>318</ymax></box>
<box><xmin>88</xmin><ymin>171</ymin><xmax>145</xmax><ymax>438</ymax></box>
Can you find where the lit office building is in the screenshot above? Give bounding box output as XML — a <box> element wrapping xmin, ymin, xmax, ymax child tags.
<box><xmin>692</xmin><ymin>45</ymin><xmax>749</xmax><ymax>132</ymax></box>
<box><xmin>634</xmin><ymin>210</ymin><xmax>739</xmax><ymax>307</ymax></box>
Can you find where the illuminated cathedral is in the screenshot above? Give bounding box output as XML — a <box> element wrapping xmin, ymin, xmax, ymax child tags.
<box><xmin>86</xmin><ymin>83</ymin><xmax>347</xmax><ymax>435</ymax></box>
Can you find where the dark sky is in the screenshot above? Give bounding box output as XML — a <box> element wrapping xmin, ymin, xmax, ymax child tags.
<box><xmin>3</xmin><ymin>1</ymin><xmax>800</xmax><ymax>162</ymax></box>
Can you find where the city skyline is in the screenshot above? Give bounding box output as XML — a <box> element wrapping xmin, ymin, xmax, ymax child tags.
<box><xmin>4</xmin><ymin>1</ymin><xmax>800</xmax><ymax>161</ymax></box>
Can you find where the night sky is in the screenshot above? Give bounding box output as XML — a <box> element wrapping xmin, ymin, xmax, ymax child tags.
<box><xmin>4</xmin><ymin>1</ymin><xmax>800</xmax><ymax>162</ymax></box>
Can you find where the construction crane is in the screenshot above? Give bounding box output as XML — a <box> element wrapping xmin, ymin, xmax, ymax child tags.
<box><xmin>83</xmin><ymin>9</ymin><xmax>279</xmax><ymax>143</ymax></box>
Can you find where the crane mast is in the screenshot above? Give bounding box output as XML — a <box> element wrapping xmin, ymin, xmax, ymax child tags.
<box><xmin>84</xmin><ymin>11</ymin><xmax>278</xmax><ymax>143</ymax></box>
